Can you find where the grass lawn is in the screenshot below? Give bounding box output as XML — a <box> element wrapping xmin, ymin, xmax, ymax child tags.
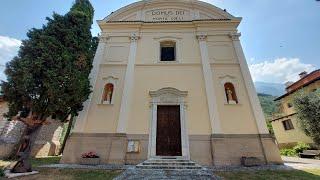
<box><xmin>0</xmin><ymin>156</ymin><xmax>61</xmax><ymax>169</ymax></box>
<box><xmin>215</xmin><ymin>169</ymin><xmax>320</xmax><ymax>180</ymax></box>
<box><xmin>12</xmin><ymin>169</ymin><xmax>121</xmax><ymax>180</ymax></box>
<box><xmin>0</xmin><ymin>156</ymin><xmax>121</xmax><ymax>180</ymax></box>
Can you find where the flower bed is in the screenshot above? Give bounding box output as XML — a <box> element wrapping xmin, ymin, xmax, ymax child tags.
<box><xmin>80</xmin><ymin>152</ymin><xmax>100</xmax><ymax>165</ymax></box>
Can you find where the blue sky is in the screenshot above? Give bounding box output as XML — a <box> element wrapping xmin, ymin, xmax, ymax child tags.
<box><xmin>0</xmin><ymin>0</ymin><xmax>319</xmax><ymax>83</ymax></box>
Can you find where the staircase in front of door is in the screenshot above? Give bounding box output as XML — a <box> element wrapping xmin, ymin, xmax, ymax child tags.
<box><xmin>136</xmin><ymin>157</ymin><xmax>203</xmax><ymax>170</ymax></box>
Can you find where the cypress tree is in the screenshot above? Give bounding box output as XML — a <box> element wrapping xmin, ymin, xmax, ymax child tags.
<box><xmin>1</xmin><ymin>0</ymin><xmax>96</xmax><ymax>172</ymax></box>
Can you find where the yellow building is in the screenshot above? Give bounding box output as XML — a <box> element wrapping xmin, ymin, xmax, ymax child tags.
<box><xmin>61</xmin><ymin>0</ymin><xmax>282</xmax><ymax>166</ymax></box>
<box><xmin>271</xmin><ymin>70</ymin><xmax>320</xmax><ymax>148</ymax></box>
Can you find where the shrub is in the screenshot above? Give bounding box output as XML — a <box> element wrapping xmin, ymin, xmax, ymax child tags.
<box><xmin>280</xmin><ymin>142</ymin><xmax>311</xmax><ymax>157</ymax></box>
<box><xmin>280</xmin><ymin>149</ymin><xmax>296</xmax><ymax>157</ymax></box>
<box><xmin>293</xmin><ymin>142</ymin><xmax>310</xmax><ymax>154</ymax></box>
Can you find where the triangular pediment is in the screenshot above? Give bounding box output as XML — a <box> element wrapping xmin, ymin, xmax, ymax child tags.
<box><xmin>103</xmin><ymin>0</ymin><xmax>238</xmax><ymax>22</ymax></box>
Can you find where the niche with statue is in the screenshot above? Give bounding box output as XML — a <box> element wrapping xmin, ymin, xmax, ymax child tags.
<box><xmin>224</xmin><ymin>82</ymin><xmax>238</xmax><ymax>104</ymax></box>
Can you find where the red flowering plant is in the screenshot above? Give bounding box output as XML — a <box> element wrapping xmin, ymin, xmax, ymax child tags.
<box><xmin>81</xmin><ymin>151</ymin><xmax>99</xmax><ymax>158</ymax></box>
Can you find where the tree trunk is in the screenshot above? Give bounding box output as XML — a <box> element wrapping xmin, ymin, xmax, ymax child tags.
<box><xmin>10</xmin><ymin>115</ymin><xmax>45</xmax><ymax>173</ymax></box>
<box><xmin>58</xmin><ymin>115</ymin><xmax>74</xmax><ymax>155</ymax></box>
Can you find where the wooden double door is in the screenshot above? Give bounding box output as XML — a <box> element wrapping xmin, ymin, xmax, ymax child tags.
<box><xmin>156</xmin><ymin>105</ymin><xmax>182</xmax><ymax>156</ymax></box>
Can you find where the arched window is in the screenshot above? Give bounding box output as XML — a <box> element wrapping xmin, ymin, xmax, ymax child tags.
<box><xmin>160</xmin><ymin>41</ymin><xmax>176</xmax><ymax>61</ymax></box>
<box><xmin>224</xmin><ymin>82</ymin><xmax>238</xmax><ymax>104</ymax></box>
<box><xmin>102</xmin><ymin>83</ymin><xmax>114</xmax><ymax>104</ymax></box>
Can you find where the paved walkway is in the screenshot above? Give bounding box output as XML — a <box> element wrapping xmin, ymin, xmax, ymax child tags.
<box><xmin>114</xmin><ymin>167</ymin><xmax>219</xmax><ymax>180</ymax></box>
<box><xmin>282</xmin><ymin>156</ymin><xmax>320</xmax><ymax>169</ymax></box>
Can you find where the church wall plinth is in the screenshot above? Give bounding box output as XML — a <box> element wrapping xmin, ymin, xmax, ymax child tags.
<box><xmin>125</xmin><ymin>134</ymin><xmax>149</xmax><ymax>165</ymax></box>
<box><xmin>60</xmin><ymin>133</ymin><xmax>127</xmax><ymax>164</ymax></box>
<box><xmin>189</xmin><ymin>135</ymin><xmax>213</xmax><ymax>166</ymax></box>
<box><xmin>260</xmin><ymin>136</ymin><xmax>284</xmax><ymax>164</ymax></box>
<box><xmin>61</xmin><ymin>133</ymin><xmax>282</xmax><ymax>166</ymax></box>
<box><xmin>211</xmin><ymin>134</ymin><xmax>283</xmax><ymax>166</ymax></box>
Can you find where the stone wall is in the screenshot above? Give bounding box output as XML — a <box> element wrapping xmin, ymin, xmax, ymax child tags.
<box><xmin>0</xmin><ymin>118</ymin><xmax>64</xmax><ymax>159</ymax></box>
<box><xmin>0</xmin><ymin>120</ymin><xmax>26</xmax><ymax>158</ymax></box>
<box><xmin>31</xmin><ymin>119</ymin><xmax>64</xmax><ymax>157</ymax></box>
<box><xmin>0</xmin><ymin>101</ymin><xmax>8</xmax><ymax>133</ymax></box>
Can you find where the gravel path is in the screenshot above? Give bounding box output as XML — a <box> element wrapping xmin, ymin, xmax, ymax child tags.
<box><xmin>114</xmin><ymin>167</ymin><xmax>220</xmax><ymax>180</ymax></box>
<box><xmin>282</xmin><ymin>156</ymin><xmax>320</xmax><ymax>169</ymax></box>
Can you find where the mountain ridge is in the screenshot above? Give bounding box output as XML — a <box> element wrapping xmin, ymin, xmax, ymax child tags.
<box><xmin>254</xmin><ymin>81</ymin><xmax>286</xmax><ymax>97</ymax></box>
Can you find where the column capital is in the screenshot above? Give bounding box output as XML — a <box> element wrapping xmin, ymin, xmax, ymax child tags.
<box><xmin>99</xmin><ymin>35</ymin><xmax>110</xmax><ymax>43</ymax></box>
<box><xmin>196</xmin><ymin>34</ymin><xmax>207</xmax><ymax>41</ymax></box>
<box><xmin>130</xmin><ymin>33</ymin><xmax>140</xmax><ymax>42</ymax></box>
<box><xmin>229</xmin><ymin>33</ymin><xmax>241</xmax><ymax>41</ymax></box>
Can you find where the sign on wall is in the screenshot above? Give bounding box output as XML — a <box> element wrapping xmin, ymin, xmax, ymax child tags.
<box><xmin>145</xmin><ymin>9</ymin><xmax>191</xmax><ymax>22</ymax></box>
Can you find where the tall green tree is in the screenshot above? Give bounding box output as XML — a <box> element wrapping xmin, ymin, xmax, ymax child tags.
<box><xmin>1</xmin><ymin>0</ymin><xmax>96</xmax><ymax>172</ymax></box>
<box><xmin>293</xmin><ymin>89</ymin><xmax>320</xmax><ymax>145</ymax></box>
<box><xmin>58</xmin><ymin>36</ymin><xmax>98</xmax><ymax>155</ymax></box>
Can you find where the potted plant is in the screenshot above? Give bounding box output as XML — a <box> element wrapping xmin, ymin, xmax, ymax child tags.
<box><xmin>80</xmin><ymin>151</ymin><xmax>100</xmax><ymax>165</ymax></box>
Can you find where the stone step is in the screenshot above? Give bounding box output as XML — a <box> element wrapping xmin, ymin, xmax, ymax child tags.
<box><xmin>145</xmin><ymin>159</ymin><xmax>191</xmax><ymax>162</ymax></box>
<box><xmin>136</xmin><ymin>164</ymin><xmax>202</xmax><ymax>170</ymax></box>
<box><xmin>154</xmin><ymin>156</ymin><xmax>185</xmax><ymax>159</ymax></box>
<box><xmin>142</xmin><ymin>159</ymin><xmax>195</xmax><ymax>163</ymax></box>
<box><xmin>142</xmin><ymin>162</ymin><xmax>196</xmax><ymax>166</ymax></box>
<box><xmin>136</xmin><ymin>159</ymin><xmax>203</xmax><ymax>170</ymax></box>
<box><xmin>141</xmin><ymin>160</ymin><xmax>197</xmax><ymax>166</ymax></box>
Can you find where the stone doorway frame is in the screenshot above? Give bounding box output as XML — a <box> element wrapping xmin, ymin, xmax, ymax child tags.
<box><xmin>148</xmin><ymin>87</ymin><xmax>190</xmax><ymax>160</ymax></box>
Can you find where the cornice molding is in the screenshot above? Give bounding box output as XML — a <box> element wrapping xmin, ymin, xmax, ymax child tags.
<box><xmin>229</xmin><ymin>33</ymin><xmax>241</xmax><ymax>41</ymax></box>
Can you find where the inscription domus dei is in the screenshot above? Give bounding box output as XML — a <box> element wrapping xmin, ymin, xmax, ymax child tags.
<box><xmin>145</xmin><ymin>9</ymin><xmax>191</xmax><ymax>21</ymax></box>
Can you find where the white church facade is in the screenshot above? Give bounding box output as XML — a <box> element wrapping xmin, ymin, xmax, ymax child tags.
<box><xmin>61</xmin><ymin>0</ymin><xmax>282</xmax><ymax>166</ymax></box>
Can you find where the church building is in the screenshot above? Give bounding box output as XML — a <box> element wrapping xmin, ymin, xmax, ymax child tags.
<box><xmin>61</xmin><ymin>0</ymin><xmax>282</xmax><ymax>166</ymax></box>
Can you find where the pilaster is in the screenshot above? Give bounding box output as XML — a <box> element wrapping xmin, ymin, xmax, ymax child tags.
<box><xmin>229</xmin><ymin>33</ymin><xmax>269</xmax><ymax>134</ymax></box>
<box><xmin>117</xmin><ymin>33</ymin><xmax>140</xmax><ymax>133</ymax></box>
<box><xmin>197</xmin><ymin>34</ymin><xmax>222</xmax><ymax>134</ymax></box>
<box><xmin>73</xmin><ymin>36</ymin><xmax>109</xmax><ymax>132</ymax></box>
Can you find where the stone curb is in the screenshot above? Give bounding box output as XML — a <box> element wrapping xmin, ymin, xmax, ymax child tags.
<box><xmin>4</xmin><ymin>170</ymin><xmax>39</xmax><ymax>179</ymax></box>
<box><xmin>39</xmin><ymin>164</ymin><xmax>297</xmax><ymax>171</ymax></box>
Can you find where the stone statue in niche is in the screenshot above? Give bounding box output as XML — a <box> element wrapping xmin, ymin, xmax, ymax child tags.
<box><xmin>226</xmin><ymin>87</ymin><xmax>237</xmax><ymax>104</ymax></box>
<box><xmin>103</xmin><ymin>83</ymin><xmax>114</xmax><ymax>104</ymax></box>
<box><xmin>224</xmin><ymin>82</ymin><xmax>238</xmax><ymax>104</ymax></box>
<box><xmin>106</xmin><ymin>89</ymin><xmax>112</xmax><ymax>102</ymax></box>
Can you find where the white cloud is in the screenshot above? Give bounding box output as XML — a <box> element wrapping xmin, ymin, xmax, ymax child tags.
<box><xmin>0</xmin><ymin>36</ymin><xmax>21</xmax><ymax>81</ymax></box>
<box><xmin>201</xmin><ymin>0</ymin><xmax>223</xmax><ymax>5</ymax></box>
<box><xmin>201</xmin><ymin>0</ymin><xmax>213</xmax><ymax>2</ymax></box>
<box><xmin>249</xmin><ymin>58</ymin><xmax>316</xmax><ymax>83</ymax></box>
